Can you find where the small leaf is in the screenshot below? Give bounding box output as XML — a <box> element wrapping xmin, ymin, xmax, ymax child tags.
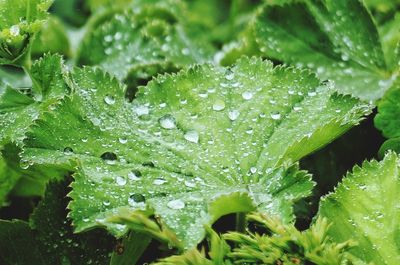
<box><xmin>23</xmin><ymin>57</ymin><xmax>371</xmax><ymax>249</ymax></box>
<box><xmin>318</xmin><ymin>152</ymin><xmax>400</xmax><ymax>264</ymax></box>
<box><xmin>0</xmin><ymin>0</ymin><xmax>53</xmax><ymax>65</ymax></box>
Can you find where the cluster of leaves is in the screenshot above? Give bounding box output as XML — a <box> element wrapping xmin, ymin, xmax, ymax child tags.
<box><xmin>0</xmin><ymin>0</ymin><xmax>399</xmax><ymax>264</ymax></box>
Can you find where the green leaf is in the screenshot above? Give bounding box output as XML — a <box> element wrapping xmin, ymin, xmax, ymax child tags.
<box><xmin>378</xmin><ymin>12</ymin><xmax>400</xmax><ymax>72</ymax></box>
<box><xmin>374</xmin><ymin>80</ymin><xmax>400</xmax><ymax>139</ymax></box>
<box><xmin>77</xmin><ymin>2</ymin><xmax>215</xmax><ymax>84</ymax></box>
<box><xmin>0</xmin><ymin>54</ymin><xmax>69</xmax><ymax>203</ymax></box>
<box><xmin>0</xmin><ymin>220</ymin><xmax>46</xmax><ymax>265</ymax></box>
<box><xmin>0</xmin><ymin>0</ymin><xmax>53</xmax><ymax>65</ymax></box>
<box><xmin>318</xmin><ymin>152</ymin><xmax>400</xmax><ymax>264</ymax></box>
<box><xmin>228</xmin><ymin>0</ymin><xmax>399</xmax><ymax>101</ymax></box>
<box><xmin>29</xmin><ymin>180</ymin><xmax>116</xmax><ymax>265</ymax></box>
<box><xmin>23</xmin><ymin>57</ymin><xmax>370</xmax><ymax>249</ymax></box>
<box><xmin>0</xmin><ymin>152</ymin><xmax>21</xmax><ymax>206</ymax></box>
<box><xmin>0</xmin><ymin>53</ymin><xmax>69</xmax><ymax>145</ymax></box>
<box><xmin>31</xmin><ymin>16</ymin><xmax>71</xmax><ymax>59</ymax></box>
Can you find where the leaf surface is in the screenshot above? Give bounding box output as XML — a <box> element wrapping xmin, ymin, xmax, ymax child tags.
<box><xmin>226</xmin><ymin>0</ymin><xmax>399</xmax><ymax>101</ymax></box>
<box><xmin>318</xmin><ymin>152</ymin><xmax>400</xmax><ymax>264</ymax></box>
<box><xmin>77</xmin><ymin>1</ymin><xmax>215</xmax><ymax>83</ymax></box>
<box><xmin>23</xmin><ymin>57</ymin><xmax>370</xmax><ymax>248</ymax></box>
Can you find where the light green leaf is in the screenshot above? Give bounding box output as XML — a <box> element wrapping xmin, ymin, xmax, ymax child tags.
<box><xmin>0</xmin><ymin>53</ymin><xmax>69</xmax><ymax>145</ymax></box>
<box><xmin>77</xmin><ymin>2</ymin><xmax>215</xmax><ymax>85</ymax></box>
<box><xmin>0</xmin><ymin>0</ymin><xmax>53</xmax><ymax>65</ymax></box>
<box><xmin>23</xmin><ymin>57</ymin><xmax>370</xmax><ymax>249</ymax></box>
<box><xmin>318</xmin><ymin>152</ymin><xmax>400</xmax><ymax>264</ymax></box>
<box><xmin>226</xmin><ymin>0</ymin><xmax>399</xmax><ymax>101</ymax></box>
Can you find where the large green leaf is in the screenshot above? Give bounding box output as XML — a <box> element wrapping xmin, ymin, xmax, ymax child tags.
<box><xmin>0</xmin><ymin>0</ymin><xmax>52</xmax><ymax>65</ymax></box>
<box><xmin>22</xmin><ymin>57</ymin><xmax>370</xmax><ymax>249</ymax></box>
<box><xmin>77</xmin><ymin>0</ymin><xmax>215</xmax><ymax>85</ymax></box>
<box><xmin>223</xmin><ymin>0</ymin><xmax>399</xmax><ymax>101</ymax></box>
<box><xmin>318</xmin><ymin>152</ymin><xmax>400</xmax><ymax>264</ymax></box>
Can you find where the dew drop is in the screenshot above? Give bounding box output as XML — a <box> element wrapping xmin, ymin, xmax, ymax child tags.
<box><xmin>242</xmin><ymin>91</ymin><xmax>253</xmax><ymax>100</ymax></box>
<box><xmin>212</xmin><ymin>99</ymin><xmax>225</xmax><ymax>111</ymax></box>
<box><xmin>100</xmin><ymin>152</ymin><xmax>117</xmax><ymax>164</ymax></box>
<box><xmin>104</xmin><ymin>95</ymin><xmax>115</xmax><ymax>105</ymax></box>
<box><xmin>184</xmin><ymin>181</ymin><xmax>196</xmax><ymax>188</ymax></box>
<box><xmin>153</xmin><ymin>178</ymin><xmax>167</xmax><ymax>185</ymax></box>
<box><xmin>308</xmin><ymin>91</ymin><xmax>317</xmax><ymax>97</ymax></box>
<box><xmin>159</xmin><ymin>114</ymin><xmax>176</xmax><ymax>129</ymax></box>
<box><xmin>20</xmin><ymin>159</ymin><xmax>30</xmax><ymax>170</ymax></box>
<box><xmin>115</xmin><ymin>176</ymin><xmax>127</xmax><ymax>186</ymax></box>
<box><xmin>134</xmin><ymin>105</ymin><xmax>149</xmax><ymax>116</ymax></box>
<box><xmin>10</xmin><ymin>25</ymin><xmax>20</xmax><ymax>36</ymax></box>
<box><xmin>128</xmin><ymin>170</ymin><xmax>142</xmax><ymax>180</ymax></box>
<box><xmin>184</xmin><ymin>130</ymin><xmax>199</xmax><ymax>143</ymax></box>
<box><xmin>225</xmin><ymin>71</ymin><xmax>235</xmax><ymax>80</ymax></box>
<box><xmin>118</xmin><ymin>137</ymin><xmax>128</xmax><ymax>144</ymax></box>
<box><xmin>228</xmin><ymin>110</ymin><xmax>240</xmax><ymax>121</ymax></box>
<box><xmin>129</xmin><ymin>193</ymin><xmax>145</xmax><ymax>203</ymax></box>
<box><xmin>270</xmin><ymin>111</ymin><xmax>281</xmax><ymax>120</ymax></box>
<box><xmin>103</xmin><ymin>200</ymin><xmax>111</xmax><ymax>206</ymax></box>
<box><xmin>63</xmin><ymin>147</ymin><xmax>74</xmax><ymax>155</ymax></box>
<box><xmin>167</xmin><ymin>199</ymin><xmax>185</xmax><ymax>210</ymax></box>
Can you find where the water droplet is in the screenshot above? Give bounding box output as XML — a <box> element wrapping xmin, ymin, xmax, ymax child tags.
<box><xmin>129</xmin><ymin>193</ymin><xmax>145</xmax><ymax>203</ymax></box>
<box><xmin>153</xmin><ymin>178</ymin><xmax>167</xmax><ymax>185</ymax></box>
<box><xmin>250</xmin><ymin>167</ymin><xmax>257</xmax><ymax>174</ymax></box>
<box><xmin>228</xmin><ymin>110</ymin><xmax>240</xmax><ymax>121</ymax></box>
<box><xmin>63</xmin><ymin>147</ymin><xmax>74</xmax><ymax>155</ymax></box>
<box><xmin>134</xmin><ymin>105</ymin><xmax>149</xmax><ymax>116</ymax></box>
<box><xmin>115</xmin><ymin>176</ymin><xmax>127</xmax><ymax>186</ymax></box>
<box><xmin>81</xmin><ymin>137</ymin><xmax>88</xmax><ymax>143</ymax></box>
<box><xmin>225</xmin><ymin>71</ymin><xmax>235</xmax><ymax>80</ymax></box>
<box><xmin>167</xmin><ymin>199</ymin><xmax>185</xmax><ymax>210</ymax></box>
<box><xmin>128</xmin><ymin>170</ymin><xmax>142</xmax><ymax>180</ymax></box>
<box><xmin>184</xmin><ymin>181</ymin><xmax>196</xmax><ymax>188</ymax></box>
<box><xmin>119</xmin><ymin>137</ymin><xmax>128</xmax><ymax>144</ymax></box>
<box><xmin>212</xmin><ymin>99</ymin><xmax>225</xmax><ymax>111</ymax></box>
<box><xmin>103</xmin><ymin>200</ymin><xmax>111</xmax><ymax>206</ymax></box>
<box><xmin>20</xmin><ymin>159</ymin><xmax>30</xmax><ymax>169</ymax></box>
<box><xmin>270</xmin><ymin>111</ymin><xmax>281</xmax><ymax>120</ymax></box>
<box><xmin>308</xmin><ymin>91</ymin><xmax>317</xmax><ymax>97</ymax></box>
<box><xmin>242</xmin><ymin>91</ymin><xmax>253</xmax><ymax>100</ymax></box>
<box><xmin>10</xmin><ymin>25</ymin><xmax>20</xmax><ymax>36</ymax></box>
<box><xmin>104</xmin><ymin>95</ymin><xmax>115</xmax><ymax>105</ymax></box>
<box><xmin>100</xmin><ymin>152</ymin><xmax>117</xmax><ymax>164</ymax></box>
<box><xmin>159</xmin><ymin>114</ymin><xmax>176</xmax><ymax>129</ymax></box>
<box><xmin>184</xmin><ymin>130</ymin><xmax>199</xmax><ymax>143</ymax></box>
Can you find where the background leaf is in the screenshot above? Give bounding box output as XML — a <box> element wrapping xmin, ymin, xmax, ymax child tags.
<box><xmin>318</xmin><ymin>152</ymin><xmax>400</xmax><ymax>264</ymax></box>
